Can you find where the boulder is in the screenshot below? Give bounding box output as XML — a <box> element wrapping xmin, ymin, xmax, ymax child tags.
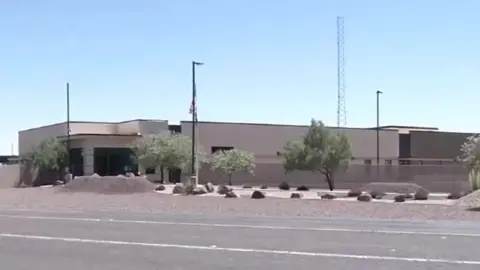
<box><xmin>225</xmin><ymin>191</ymin><xmax>238</xmax><ymax>198</ymax></box>
<box><xmin>394</xmin><ymin>194</ymin><xmax>406</xmax><ymax>202</ymax></box>
<box><xmin>260</xmin><ymin>184</ymin><xmax>268</xmax><ymax>189</ymax></box>
<box><xmin>204</xmin><ymin>182</ymin><xmax>215</xmax><ymax>193</ymax></box>
<box><xmin>414</xmin><ymin>188</ymin><xmax>429</xmax><ymax>200</ymax></box>
<box><xmin>172</xmin><ymin>184</ymin><xmax>185</xmax><ymax>194</ymax></box>
<box><xmin>357</xmin><ymin>194</ymin><xmax>372</xmax><ymax>202</ymax></box>
<box><xmin>91</xmin><ymin>173</ymin><xmax>101</xmax><ymax>178</ymax></box>
<box><xmin>155</xmin><ymin>184</ymin><xmax>166</xmax><ymax>191</ymax></box>
<box><xmin>251</xmin><ymin>190</ymin><xmax>266</xmax><ymax>199</ymax></box>
<box><xmin>125</xmin><ymin>172</ymin><xmax>135</xmax><ymax>177</ymax></box>
<box><xmin>296</xmin><ymin>185</ymin><xmax>309</xmax><ymax>191</ymax></box>
<box><xmin>320</xmin><ymin>193</ymin><xmax>336</xmax><ymax>200</ymax></box>
<box><xmin>290</xmin><ymin>193</ymin><xmax>303</xmax><ymax>199</ymax></box>
<box><xmin>278</xmin><ymin>182</ymin><xmax>290</xmax><ymax>190</ymax></box>
<box><xmin>217</xmin><ymin>185</ymin><xmax>231</xmax><ymax>195</ymax></box>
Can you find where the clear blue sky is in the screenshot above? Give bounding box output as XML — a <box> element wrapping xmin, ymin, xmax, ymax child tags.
<box><xmin>1</xmin><ymin>0</ymin><xmax>479</xmax><ymax>154</ymax></box>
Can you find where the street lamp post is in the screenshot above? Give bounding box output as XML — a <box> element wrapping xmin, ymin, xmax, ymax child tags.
<box><xmin>376</xmin><ymin>90</ymin><xmax>383</xmax><ymax>167</ymax></box>
<box><xmin>191</xmin><ymin>61</ymin><xmax>203</xmax><ymax>186</ymax></box>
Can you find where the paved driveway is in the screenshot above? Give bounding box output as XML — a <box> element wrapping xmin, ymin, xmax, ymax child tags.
<box><xmin>0</xmin><ymin>209</ymin><xmax>479</xmax><ymax>269</ymax></box>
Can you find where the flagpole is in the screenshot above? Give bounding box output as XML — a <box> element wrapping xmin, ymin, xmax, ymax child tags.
<box><xmin>191</xmin><ymin>61</ymin><xmax>204</xmax><ymax>187</ymax></box>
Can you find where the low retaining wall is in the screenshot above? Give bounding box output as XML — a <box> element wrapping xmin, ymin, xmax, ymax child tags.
<box><xmin>199</xmin><ymin>163</ymin><xmax>469</xmax><ymax>193</ymax></box>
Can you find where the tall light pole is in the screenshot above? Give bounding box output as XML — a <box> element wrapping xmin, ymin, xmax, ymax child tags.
<box><xmin>376</xmin><ymin>90</ymin><xmax>382</xmax><ymax>166</ymax></box>
<box><xmin>191</xmin><ymin>61</ymin><xmax>203</xmax><ymax>186</ymax></box>
<box><xmin>66</xmin><ymin>82</ymin><xmax>71</xmax><ymax>178</ymax></box>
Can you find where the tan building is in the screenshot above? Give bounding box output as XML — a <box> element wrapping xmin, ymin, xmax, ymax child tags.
<box><xmin>18</xmin><ymin>119</ymin><xmax>470</xmax><ymax>192</ymax></box>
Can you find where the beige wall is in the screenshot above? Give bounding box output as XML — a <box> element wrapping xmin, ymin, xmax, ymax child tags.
<box><xmin>0</xmin><ymin>164</ymin><xmax>20</xmax><ymax>188</ymax></box>
<box><xmin>181</xmin><ymin>122</ymin><xmax>399</xmax><ymax>164</ymax></box>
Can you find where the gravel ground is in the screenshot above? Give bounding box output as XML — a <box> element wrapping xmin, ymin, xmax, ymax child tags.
<box><xmin>0</xmin><ymin>187</ymin><xmax>479</xmax><ymax>221</ymax></box>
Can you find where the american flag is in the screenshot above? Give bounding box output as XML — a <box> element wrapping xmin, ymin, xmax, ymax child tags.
<box><xmin>189</xmin><ymin>83</ymin><xmax>197</xmax><ymax>117</ymax></box>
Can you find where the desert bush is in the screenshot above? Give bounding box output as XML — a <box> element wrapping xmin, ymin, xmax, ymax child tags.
<box><xmin>251</xmin><ymin>190</ymin><xmax>266</xmax><ymax>199</ymax></box>
<box><xmin>347</xmin><ymin>189</ymin><xmax>362</xmax><ymax>197</ymax></box>
<box><xmin>369</xmin><ymin>191</ymin><xmax>386</xmax><ymax>199</ymax></box>
<box><xmin>296</xmin><ymin>185</ymin><xmax>309</xmax><ymax>191</ymax></box>
<box><xmin>320</xmin><ymin>193</ymin><xmax>336</xmax><ymax>200</ymax></box>
<box><xmin>278</xmin><ymin>182</ymin><xmax>290</xmax><ymax>190</ymax></box>
<box><xmin>447</xmin><ymin>192</ymin><xmax>464</xmax><ymax>200</ymax></box>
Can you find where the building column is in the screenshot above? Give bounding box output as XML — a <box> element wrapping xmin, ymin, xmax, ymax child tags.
<box><xmin>83</xmin><ymin>146</ymin><xmax>94</xmax><ymax>175</ymax></box>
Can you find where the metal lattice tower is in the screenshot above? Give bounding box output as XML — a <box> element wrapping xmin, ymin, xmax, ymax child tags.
<box><xmin>336</xmin><ymin>16</ymin><xmax>346</xmax><ymax>127</ymax></box>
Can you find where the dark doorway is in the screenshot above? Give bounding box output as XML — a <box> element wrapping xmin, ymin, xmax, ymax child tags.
<box><xmin>70</xmin><ymin>148</ymin><xmax>84</xmax><ymax>176</ymax></box>
<box><xmin>168</xmin><ymin>168</ymin><xmax>182</xmax><ymax>183</ymax></box>
<box><xmin>93</xmin><ymin>148</ymin><xmax>138</xmax><ymax>176</ymax></box>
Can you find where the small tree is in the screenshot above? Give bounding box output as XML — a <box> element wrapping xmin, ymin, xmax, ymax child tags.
<box><xmin>211</xmin><ymin>149</ymin><xmax>255</xmax><ymax>185</ymax></box>
<box><xmin>283</xmin><ymin>119</ymin><xmax>352</xmax><ymax>191</ymax></box>
<box><xmin>459</xmin><ymin>134</ymin><xmax>480</xmax><ymax>190</ymax></box>
<box><xmin>131</xmin><ymin>132</ymin><xmax>208</xmax><ymax>182</ymax></box>
<box><xmin>31</xmin><ymin>137</ymin><xmax>67</xmax><ymax>172</ymax></box>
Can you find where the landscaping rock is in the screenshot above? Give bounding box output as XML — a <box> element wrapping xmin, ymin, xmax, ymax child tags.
<box><xmin>251</xmin><ymin>190</ymin><xmax>266</xmax><ymax>199</ymax></box>
<box><xmin>447</xmin><ymin>192</ymin><xmax>463</xmax><ymax>200</ymax></box>
<box><xmin>191</xmin><ymin>186</ymin><xmax>207</xmax><ymax>195</ymax></box>
<box><xmin>242</xmin><ymin>184</ymin><xmax>253</xmax><ymax>189</ymax></box>
<box><xmin>347</xmin><ymin>189</ymin><xmax>362</xmax><ymax>197</ymax></box>
<box><xmin>370</xmin><ymin>191</ymin><xmax>386</xmax><ymax>200</ymax></box>
<box><xmin>357</xmin><ymin>194</ymin><xmax>372</xmax><ymax>202</ymax></box>
<box><xmin>217</xmin><ymin>185</ymin><xmax>231</xmax><ymax>195</ymax></box>
<box><xmin>155</xmin><ymin>185</ymin><xmax>165</xmax><ymax>191</ymax></box>
<box><xmin>91</xmin><ymin>173</ymin><xmax>101</xmax><ymax>178</ymax></box>
<box><xmin>172</xmin><ymin>184</ymin><xmax>185</xmax><ymax>194</ymax></box>
<box><xmin>414</xmin><ymin>188</ymin><xmax>429</xmax><ymax>200</ymax></box>
<box><xmin>296</xmin><ymin>185</ymin><xmax>309</xmax><ymax>191</ymax></box>
<box><xmin>290</xmin><ymin>193</ymin><xmax>303</xmax><ymax>199</ymax></box>
<box><xmin>320</xmin><ymin>193</ymin><xmax>336</xmax><ymax>200</ymax></box>
<box><xmin>204</xmin><ymin>182</ymin><xmax>215</xmax><ymax>193</ymax></box>
<box><xmin>125</xmin><ymin>172</ymin><xmax>135</xmax><ymax>177</ymax></box>
<box><xmin>260</xmin><ymin>184</ymin><xmax>268</xmax><ymax>189</ymax></box>
<box><xmin>394</xmin><ymin>194</ymin><xmax>406</xmax><ymax>202</ymax></box>
<box><xmin>278</xmin><ymin>182</ymin><xmax>290</xmax><ymax>190</ymax></box>
<box><xmin>225</xmin><ymin>191</ymin><xmax>238</xmax><ymax>198</ymax></box>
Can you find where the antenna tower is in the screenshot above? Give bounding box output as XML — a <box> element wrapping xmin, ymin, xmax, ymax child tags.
<box><xmin>336</xmin><ymin>16</ymin><xmax>346</xmax><ymax>127</ymax></box>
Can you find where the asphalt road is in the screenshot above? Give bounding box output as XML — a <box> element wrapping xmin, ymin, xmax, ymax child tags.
<box><xmin>0</xmin><ymin>209</ymin><xmax>480</xmax><ymax>269</ymax></box>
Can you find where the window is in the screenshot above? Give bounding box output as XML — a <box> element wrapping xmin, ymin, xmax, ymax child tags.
<box><xmin>211</xmin><ymin>146</ymin><xmax>234</xmax><ymax>154</ymax></box>
<box><xmin>384</xmin><ymin>160</ymin><xmax>393</xmax><ymax>165</ymax></box>
<box><xmin>145</xmin><ymin>167</ymin><xmax>156</xmax><ymax>174</ymax></box>
<box><xmin>364</xmin><ymin>159</ymin><xmax>372</xmax><ymax>165</ymax></box>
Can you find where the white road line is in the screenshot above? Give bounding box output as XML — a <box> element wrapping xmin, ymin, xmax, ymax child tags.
<box><xmin>0</xmin><ymin>213</ymin><xmax>479</xmax><ymax>238</ymax></box>
<box><xmin>0</xmin><ymin>233</ymin><xmax>477</xmax><ymax>265</ymax></box>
